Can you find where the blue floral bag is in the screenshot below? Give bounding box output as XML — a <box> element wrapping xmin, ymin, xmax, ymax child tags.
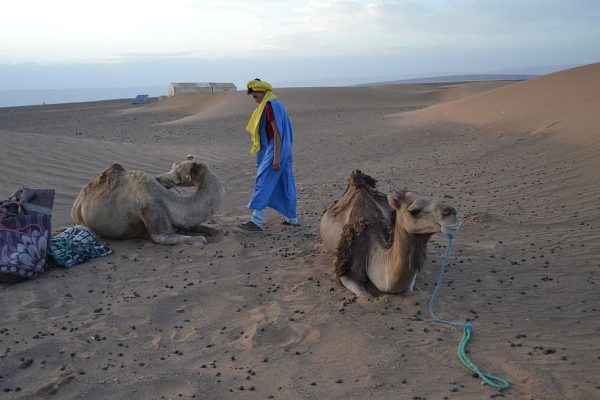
<box><xmin>0</xmin><ymin>189</ymin><xmax>54</xmax><ymax>282</ymax></box>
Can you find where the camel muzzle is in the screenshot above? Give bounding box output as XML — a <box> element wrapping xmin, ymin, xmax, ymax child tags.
<box><xmin>155</xmin><ymin>175</ymin><xmax>176</xmax><ymax>189</ymax></box>
<box><xmin>441</xmin><ymin>219</ymin><xmax>460</xmax><ymax>237</ymax></box>
<box><xmin>442</xmin><ymin>206</ymin><xmax>456</xmax><ymax>216</ymax></box>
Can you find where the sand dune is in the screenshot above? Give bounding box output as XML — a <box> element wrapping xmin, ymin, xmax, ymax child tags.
<box><xmin>124</xmin><ymin>82</ymin><xmax>509</xmax><ymax>126</ymax></box>
<box><xmin>1</xmin><ymin>64</ymin><xmax>599</xmax><ymax>400</ymax></box>
<box><xmin>406</xmin><ymin>62</ymin><xmax>600</xmax><ymax>143</ymax></box>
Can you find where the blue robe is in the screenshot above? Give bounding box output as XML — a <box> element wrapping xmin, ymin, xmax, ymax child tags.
<box><xmin>247</xmin><ymin>99</ymin><xmax>297</xmax><ymax>219</ymax></box>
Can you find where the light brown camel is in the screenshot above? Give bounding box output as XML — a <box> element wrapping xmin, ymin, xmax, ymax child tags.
<box><xmin>320</xmin><ymin>170</ymin><xmax>458</xmax><ymax>297</ymax></box>
<box><xmin>71</xmin><ymin>155</ymin><xmax>224</xmax><ymax>247</ymax></box>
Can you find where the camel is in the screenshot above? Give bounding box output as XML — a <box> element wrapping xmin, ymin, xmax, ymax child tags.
<box><xmin>320</xmin><ymin>170</ymin><xmax>458</xmax><ymax>298</ymax></box>
<box><xmin>71</xmin><ymin>155</ymin><xmax>224</xmax><ymax>247</ymax></box>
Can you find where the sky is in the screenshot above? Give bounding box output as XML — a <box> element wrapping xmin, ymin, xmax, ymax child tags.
<box><xmin>1</xmin><ymin>0</ymin><xmax>599</xmax><ymax>92</ymax></box>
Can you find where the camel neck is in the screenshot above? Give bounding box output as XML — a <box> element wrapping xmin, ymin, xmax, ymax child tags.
<box><xmin>194</xmin><ymin>172</ymin><xmax>222</xmax><ymax>197</ymax></box>
<box><xmin>167</xmin><ymin>171</ymin><xmax>223</xmax><ymax>225</ymax></box>
<box><xmin>188</xmin><ymin>172</ymin><xmax>223</xmax><ymax>208</ymax></box>
<box><xmin>391</xmin><ymin>224</ymin><xmax>430</xmax><ymax>273</ymax></box>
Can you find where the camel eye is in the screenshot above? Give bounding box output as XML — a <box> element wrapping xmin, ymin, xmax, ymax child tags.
<box><xmin>408</xmin><ymin>207</ymin><xmax>422</xmax><ymax>216</ymax></box>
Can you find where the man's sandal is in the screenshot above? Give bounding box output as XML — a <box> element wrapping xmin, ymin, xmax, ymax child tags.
<box><xmin>237</xmin><ymin>221</ymin><xmax>263</xmax><ymax>231</ymax></box>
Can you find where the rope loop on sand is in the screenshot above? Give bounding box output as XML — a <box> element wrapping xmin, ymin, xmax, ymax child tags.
<box><xmin>428</xmin><ymin>229</ymin><xmax>510</xmax><ymax>391</ymax></box>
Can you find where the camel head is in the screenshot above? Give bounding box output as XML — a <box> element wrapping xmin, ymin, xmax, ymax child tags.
<box><xmin>388</xmin><ymin>191</ymin><xmax>458</xmax><ymax>235</ymax></box>
<box><xmin>156</xmin><ymin>155</ymin><xmax>208</xmax><ymax>189</ymax></box>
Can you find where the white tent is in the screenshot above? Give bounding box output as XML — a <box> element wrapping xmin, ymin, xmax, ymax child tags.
<box><xmin>209</xmin><ymin>82</ymin><xmax>237</xmax><ymax>93</ymax></box>
<box><xmin>167</xmin><ymin>82</ymin><xmax>212</xmax><ymax>96</ymax></box>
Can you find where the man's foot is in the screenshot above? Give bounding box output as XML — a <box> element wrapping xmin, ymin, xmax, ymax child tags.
<box><xmin>281</xmin><ymin>219</ymin><xmax>300</xmax><ymax>227</ymax></box>
<box><xmin>237</xmin><ymin>221</ymin><xmax>263</xmax><ymax>231</ymax></box>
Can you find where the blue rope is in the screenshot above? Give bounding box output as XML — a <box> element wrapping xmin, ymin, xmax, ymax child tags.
<box><xmin>428</xmin><ymin>231</ymin><xmax>510</xmax><ymax>391</ymax></box>
<box><xmin>428</xmin><ymin>232</ymin><xmax>471</xmax><ymax>329</ymax></box>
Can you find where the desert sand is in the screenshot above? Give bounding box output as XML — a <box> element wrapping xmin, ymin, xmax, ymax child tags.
<box><xmin>0</xmin><ymin>63</ymin><xmax>599</xmax><ymax>400</ymax></box>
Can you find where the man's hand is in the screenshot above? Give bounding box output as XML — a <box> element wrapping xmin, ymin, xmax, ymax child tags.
<box><xmin>273</xmin><ymin>159</ymin><xmax>280</xmax><ymax>170</ymax></box>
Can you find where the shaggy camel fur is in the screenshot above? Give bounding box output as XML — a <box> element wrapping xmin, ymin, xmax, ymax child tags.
<box><xmin>71</xmin><ymin>155</ymin><xmax>224</xmax><ymax>247</ymax></box>
<box><xmin>320</xmin><ymin>170</ymin><xmax>458</xmax><ymax>297</ymax></box>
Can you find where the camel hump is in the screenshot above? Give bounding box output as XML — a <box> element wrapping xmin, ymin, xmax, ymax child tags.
<box><xmin>350</xmin><ymin>170</ymin><xmax>378</xmax><ymax>189</ymax></box>
<box><xmin>99</xmin><ymin>163</ymin><xmax>126</xmax><ymax>180</ymax></box>
<box><xmin>90</xmin><ymin>163</ymin><xmax>127</xmax><ymax>189</ymax></box>
<box><xmin>105</xmin><ymin>163</ymin><xmax>126</xmax><ymax>173</ymax></box>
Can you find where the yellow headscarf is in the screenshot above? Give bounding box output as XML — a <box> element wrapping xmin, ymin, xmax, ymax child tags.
<box><xmin>245</xmin><ymin>79</ymin><xmax>277</xmax><ymax>154</ymax></box>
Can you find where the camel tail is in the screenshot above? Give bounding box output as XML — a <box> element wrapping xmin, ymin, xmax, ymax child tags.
<box><xmin>71</xmin><ymin>192</ymin><xmax>84</xmax><ymax>224</ymax></box>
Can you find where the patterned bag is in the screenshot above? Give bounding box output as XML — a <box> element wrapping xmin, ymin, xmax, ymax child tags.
<box><xmin>48</xmin><ymin>225</ymin><xmax>112</xmax><ymax>268</ymax></box>
<box><xmin>0</xmin><ymin>189</ymin><xmax>55</xmax><ymax>283</ymax></box>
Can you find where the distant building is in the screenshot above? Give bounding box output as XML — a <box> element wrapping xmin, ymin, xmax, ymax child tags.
<box><xmin>167</xmin><ymin>82</ymin><xmax>237</xmax><ymax>96</ymax></box>
<box><xmin>209</xmin><ymin>82</ymin><xmax>237</xmax><ymax>93</ymax></box>
<box><xmin>167</xmin><ymin>82</ymin><xmax>212</xmax><ymax>96</ymax></box>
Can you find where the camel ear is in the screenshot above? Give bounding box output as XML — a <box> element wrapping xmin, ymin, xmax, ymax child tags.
<box><xmin>186</xmin><ymin>155</ymin><xmax>194</xmax><ymax>160</ymax></box>
<box><xmin>387</xmin><ymin>192</ymin><xmax>405</xmax><ymax>209</ymax></box>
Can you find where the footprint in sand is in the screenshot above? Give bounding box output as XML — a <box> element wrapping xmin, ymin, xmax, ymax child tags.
<box><xmin>36</xmin><ymin>373</ymin><xmax>74</xmax><ymax>397</ymax></box>
<box><xmin>234</xmin><ymin>302</ymin><xmax>320</xmax><ymax>351</ymax></box>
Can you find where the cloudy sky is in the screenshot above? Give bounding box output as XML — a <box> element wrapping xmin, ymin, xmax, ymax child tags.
<box><xmin>1</xmin><ymin>0</ymin><xmax>599</xmax><ymax>90</ymax></box>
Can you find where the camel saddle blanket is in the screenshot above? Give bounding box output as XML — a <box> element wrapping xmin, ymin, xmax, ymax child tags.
<box><xmin>48</xmin><ymin>225</ymin><xmax>112</xmax><ymax>268</ymax></box>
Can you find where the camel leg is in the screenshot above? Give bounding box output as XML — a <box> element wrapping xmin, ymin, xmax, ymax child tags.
<box><xmin>151</xmin><ymin>232</ymin><xmax>207</xmax><ymax>247</ymax></box>
<box><xmin>185</xmin><ymin>224</ymin><xmax>224</xmax><ymax>243</ymax></box>
<box><xmin>340</xmin><ymin>275</ymin><xmax>373</xmax><ymax>298</ymax></box>
<box><xmin>140</xmin><ymin>205</ymin><xmax>207</xmax><ymax>247</ymax></box>
<box><xmin>408</xmin><ymin>274</ymin><xmax>417</xmax><ymax>292</ymax></box>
